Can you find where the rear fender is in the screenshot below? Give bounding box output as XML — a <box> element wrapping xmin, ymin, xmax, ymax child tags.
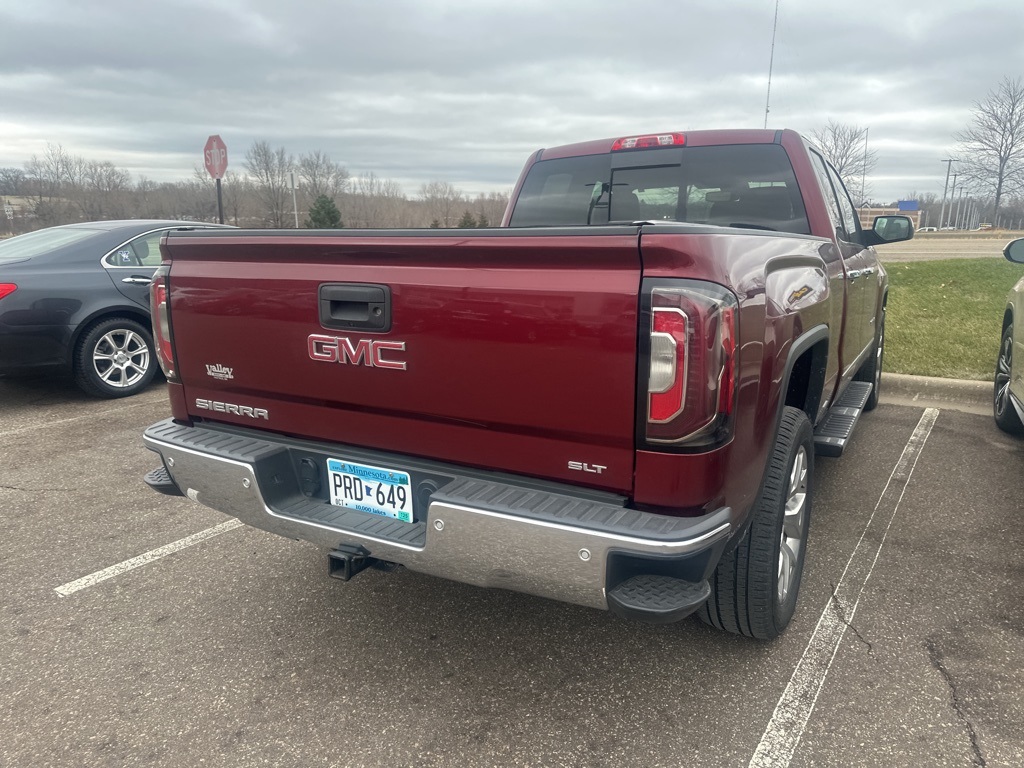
<box><xmin>66</xmin><ymin>305</ymin><xmax>151</xmax><ymax>368</ymax></box>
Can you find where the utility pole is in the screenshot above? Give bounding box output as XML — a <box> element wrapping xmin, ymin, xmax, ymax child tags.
<box><xmin>954</xmin><ymin>188</ymin><xmax>964</xmax><ymax>230</ymax></box>
<box><xmin>938</xmin><ymin>159</ymin><xmax>955</xmax><ymax>231</ymax></box>
<box><xmin>290</xmin><ymin>172</ymin><xmax>299</xmax><ymax>228</ymax></box>
<box><xmin>946</xmin><ymin>172</ymin><xmax>958</xmax><ymax>228</ymax></box>
<box><xmin>860</xmin><ymin>126</ymin><xmax>870</xmax><ymax>205</ymax></box>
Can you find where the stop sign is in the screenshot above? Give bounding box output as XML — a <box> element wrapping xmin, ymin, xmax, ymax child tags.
<box><xmin>204</xmin><ymin>135</ymin><xmax>228</xmax><ymax>180</ymax></box>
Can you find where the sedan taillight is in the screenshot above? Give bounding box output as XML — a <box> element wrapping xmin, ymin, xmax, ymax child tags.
<box><xmin>0</xmin><ymin>283</ymin><xmax>17</xmax><ymax>301</ymax></box>
<box><xmin>149</xmin><ymin>266</ymin><xmax>178</xmax><ymax>382</ymax></box>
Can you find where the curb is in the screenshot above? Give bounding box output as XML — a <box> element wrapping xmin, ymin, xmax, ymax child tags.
<box><xmin>879</xmin><ymin>372</ymin><xmax>992</xmax><ymax>415</ymax></box>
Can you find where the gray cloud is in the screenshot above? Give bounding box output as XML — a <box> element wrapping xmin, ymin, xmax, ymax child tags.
<box><xmin>1</xmin><ymin>0</ymin><xmax>1022</xmax><ymax>201</ymax></box>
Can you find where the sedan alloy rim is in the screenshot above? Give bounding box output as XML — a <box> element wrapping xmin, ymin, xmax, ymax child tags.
<box><xmin>92</xmin><ymin>330</ymin><xmax>150</xmax><ymax>388</ymax></box>
<box><xmin>996</xmin><ymin>332</ymin><xmax>1013</xmax><ymax>416</ymax></box>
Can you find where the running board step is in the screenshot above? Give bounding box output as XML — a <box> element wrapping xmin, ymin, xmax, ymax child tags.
<box><xmin>606</xmin><ymin>574</ymin><xmax>711</xmax><ymax>624</ymax></box>
<box><xmin>813</xmin><ymin>381</ymin><xmax>873</xmax><ymax>457</ymax></box>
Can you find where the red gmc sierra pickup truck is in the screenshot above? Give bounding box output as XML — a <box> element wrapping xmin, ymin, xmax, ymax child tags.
<box><xmin>142</xmin><ymin>129</ymin><xmax>912</xmax><ymax>639</ymax></box>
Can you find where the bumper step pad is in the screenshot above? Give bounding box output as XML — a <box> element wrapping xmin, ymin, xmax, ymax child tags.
<box><xmin>607</xmin><ymin>574</ymin><xmax>711</xmax><ymax>623</ymax></box>
<box><xmin>813</xmin><ymin>381</ymin><xmax>873</xmax><ymax>457</ymax></box>
<box><xmin>143</xmin><ymin>465</ymin><xmax>184</xmax><ymax>497</ymax></box>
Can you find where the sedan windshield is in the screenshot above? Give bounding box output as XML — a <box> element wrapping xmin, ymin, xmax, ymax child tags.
<box><xmin>0</xmin><ymin>227</ymin><xmax>101</xmax><ymax>263</ymax></box>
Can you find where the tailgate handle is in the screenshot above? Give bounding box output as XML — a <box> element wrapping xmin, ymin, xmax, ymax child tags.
<box><xmin>319</xmin><ymin>283</ymin><xmax>391</xmax><ymax>332</ymax></box>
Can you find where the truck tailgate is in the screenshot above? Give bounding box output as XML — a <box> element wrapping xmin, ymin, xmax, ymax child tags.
<box><xmin>163</xmin><ymin>230</ymin><xmax>642</xmax><ymax>493</ymax></box>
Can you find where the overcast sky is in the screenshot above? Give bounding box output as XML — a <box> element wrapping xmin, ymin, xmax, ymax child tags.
<box><xmin>1</xmin><ymin>0</ymin><xmax>1022</xmax><ymax>203</ymax></box>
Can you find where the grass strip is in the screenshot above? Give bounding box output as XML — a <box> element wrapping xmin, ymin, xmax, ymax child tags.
<box><xmin>884</xmin><ymin>258</ymin><xmax>1023</xmax><ymax>381</ymax></box>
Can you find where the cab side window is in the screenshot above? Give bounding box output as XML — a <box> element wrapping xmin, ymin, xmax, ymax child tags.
<box><xmin>826</xmin><ymin>165</ymin><xmax>862</xmax><ymax>243</ymax></box>
<box><xmin>809</xmin><ymin>151</ymin><xmax>845</xmax><ymax>240</ymax></box>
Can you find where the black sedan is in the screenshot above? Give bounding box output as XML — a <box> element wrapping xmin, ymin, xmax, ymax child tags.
<box><xmin>0</xmin><ymin>220</ymin><xmax>228</xmax><ymax>398</ymax></box>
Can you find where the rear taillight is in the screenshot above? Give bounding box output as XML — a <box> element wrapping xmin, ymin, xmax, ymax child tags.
<box><xmin>643</xmin><ymin>282</ymin><xmax>738</xmax><ymax>448</ymax></box>
<box><xmin>0</xmin><ymin>283</ymin><xmax>17</xmax><ymax>301</ymax></box>
<box><xmin>612</xmin><ymin>133</ymin><xmax>686</xmax><ymax>151</ymax></box>
<box><xmin>149</xmin><ymin>265</ymin><xmax>178</xmax><ymax>382</ymax></box>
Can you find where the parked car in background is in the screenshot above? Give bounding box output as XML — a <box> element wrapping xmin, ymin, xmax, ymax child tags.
<box><xmin>995</xmin><ymin>238</ymin><xmax>1024</xmax><ymax>436</ymax></box>
<box><xmin>0</xmin><ymin>220</ymin><xmax>229</xmax><ymax>398</ymax></box>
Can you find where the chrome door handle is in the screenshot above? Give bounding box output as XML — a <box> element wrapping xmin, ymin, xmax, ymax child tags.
<box><xmin>848</xmin><ymin>269</ymin><xmax>863</xmax><ymax>279</ymax></box>
<box><xmin>861</xmin><ymin>267</ymin><xmax>875</xmax><ymax>276</ymax></box>
<box><xmin>121</xmin><ymin>277</ymin><xmax>152</xmax><ymax>285</ymax></box>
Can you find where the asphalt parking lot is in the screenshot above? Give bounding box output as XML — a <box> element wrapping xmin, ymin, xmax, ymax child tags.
<box><xmin>1</xmin><ymin>376</ymin><xmax>1022</xmax><ymax>768</ymax></box>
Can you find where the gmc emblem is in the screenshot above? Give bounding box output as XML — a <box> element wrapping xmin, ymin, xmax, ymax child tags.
<box><xmin>308</xmin><ymin>334</ymin><xmax>407</xmax><ymax>370</ymax></box>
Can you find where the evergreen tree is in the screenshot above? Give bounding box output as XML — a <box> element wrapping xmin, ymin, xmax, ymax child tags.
<box><xmin>429</xmin><ymin>218</ymin><xmax>441</xmax><ymax>228</ymax></box>
<box><xmin>457</xmin><ymin>210</ymin><xmax>477</xmax><ymax>228</ymax></box>
<box><xmin>305</xmin><ymin>194</ymin><xmax>343</xmax><ymax>228</ymax></box>
<box><xmin>476</xmin><ymin>212</ymin><xmax>489</xmax><ymax>228</ymax></box>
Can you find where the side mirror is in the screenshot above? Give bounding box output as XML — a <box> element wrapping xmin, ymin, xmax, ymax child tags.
<box><xmin>862</xmin><ymin>215</ymin><xmax>914</xmax><ymax>247</ymax></box>
<box><xmin>1004</xmin><ymin>238</ymin><xmax>1024</xmax><ymax>265</ymax></box>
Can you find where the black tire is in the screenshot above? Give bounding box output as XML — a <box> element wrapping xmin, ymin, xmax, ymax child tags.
<box><xmin>74</xmin><ymin>317</ymin><xmax>157</xmax><ymax>399</ymax></box>
<box><xmin>994</xmin><ymin>325</ymin><xmax>1024</xmax><ymax>436</ymax></box>
<box><xmin>856</xmin><ymin>310</ymin><xmax>885</xmax><ymax>411</ymax></box>
<box><xmin>699</xmin><ymin>406</ymin><xmax>813</xmax><ymax>640</ymax></box>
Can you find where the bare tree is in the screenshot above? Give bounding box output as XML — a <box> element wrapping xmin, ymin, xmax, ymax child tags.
<box><xmin>220</xmin><ymin>171</ymin><xmax>255</xmax><ymax>226</ymax></box>
<box><xmin>23</xmin><ymin>143</ymin><xmax>76</xmax><ymax>225</ymax></box>
<box><xmin>810</xmin><ymin>120</ymin><xmax>876</xmax><ymax>202</ymax></box>
<box><xmin>955</xmin><ymin>76</ymin><xmax>1024</xmax><ymax>222</ymax></box>
<box><xmin>71</xmin><ymin>160</ymin><xmax>131</xmax><ymax>220</ymax></box>
<box><xmin>473</xmin><ymin>190</ymin><xmax>510</xmax><ymax>227</ymax></box>
<box><xmin>420</xmin><ymin>180</ymin><xmax>463</xmax><ymax>227</ymax></box>
<box><xmin>298</xmin><ymin>150</ymin><xmax>349</xmax><ymax>202</ymax></box>
<box><xmin>0</xmin><ymin>167</ymin><xmax>26</xmax><ymax>195</ymax></box>
<box><xmin>244</xmin><ymin>140</ymin><xmax>294</xmax><ymax>227</ymax></box>
<box><xmin>346</xmin><ymin>172</ymin><xmax>407</xmax><ymax>228</ymax></box>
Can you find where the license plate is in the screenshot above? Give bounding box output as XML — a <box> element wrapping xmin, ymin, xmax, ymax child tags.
<box><xmin>326</xmin><ymin>458</ymin><xmax>413</xmax><ymax>523</ymax></box>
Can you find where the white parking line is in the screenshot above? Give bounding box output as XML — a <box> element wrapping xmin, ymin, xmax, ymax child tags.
<box><xmin>749</xmin><ymin>407</ymin><xmax>940</xmax><ymax>768</ymax></box>
<box><xmin>54</xmin><ymin>519</ymin><xmax>243</xmax><ymax>597</ymax></box>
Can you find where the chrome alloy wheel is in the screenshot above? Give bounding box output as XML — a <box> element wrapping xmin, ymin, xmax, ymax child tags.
<box><xmin>92</xmin><ymin>329</ymin><xmax>151</xmax><ymax>388</ymax></box>
<box><xmin>778</xmin><ymin>445</ymin><xmax>808</xmax><ymax>605</ymax></box>
<box><xmin>996</xmin><ymin>332</ymin><xmax>1013</xmax><ymax>418</ymax></box>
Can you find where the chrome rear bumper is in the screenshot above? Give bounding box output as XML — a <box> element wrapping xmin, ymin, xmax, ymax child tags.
<box><xmin>143</xmin><ymin>419</ymin><xmax>733</xmax><ymax>612</ymax></box>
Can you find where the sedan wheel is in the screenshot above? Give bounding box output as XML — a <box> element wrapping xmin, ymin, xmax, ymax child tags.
<box><xmin>75</xmin><ymin>317</ymin><xmax>157</xmax><ymax>398</ymax></box>
<box><xmin>994</xmin><ymin>325</ymin><xmax>1024</xmax><ymax>436</ymax></box>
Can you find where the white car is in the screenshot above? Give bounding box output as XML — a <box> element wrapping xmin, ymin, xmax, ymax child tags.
<box><xmin>995</xmin><ymin>238</ymin><xmax>1024</xmax><ymax>435</ymax></box>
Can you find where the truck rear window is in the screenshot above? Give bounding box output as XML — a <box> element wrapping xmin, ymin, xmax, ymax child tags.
<box><xmin>508</xmin><ymin>144</ymin><xmax>810</xmax><ymax>234</ymax></box>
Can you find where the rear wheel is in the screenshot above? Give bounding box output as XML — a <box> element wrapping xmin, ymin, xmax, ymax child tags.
<box><xmin>699</xmin><ymin>406</ymin><xmax>813</xmax><ymax>640</ymax></box>
<box><xmin>74</xmin><ymin>317</ymin><xmax>157</xmax><ymax>398</ymax></box>
<box><xmin>994</xmin><ymin>325</ymin><xmax>1024</xmax><ymax>436</ymax></box>
<box><xmin>856</xmin><ymin>310</ymin><xmax>885</xmax><ymax>411</ymax></box>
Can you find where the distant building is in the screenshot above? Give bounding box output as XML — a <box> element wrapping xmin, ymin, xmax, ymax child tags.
<box><xmin>858</xmin><ymin>202</ymin><xmax>922</xmax><ymax>231</ymax></box>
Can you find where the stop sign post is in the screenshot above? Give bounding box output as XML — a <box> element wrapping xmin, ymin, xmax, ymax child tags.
<box><xmin>204</xmin><ymin>135</ymin><xmax>228</xmax><ymax>224</ymax></box>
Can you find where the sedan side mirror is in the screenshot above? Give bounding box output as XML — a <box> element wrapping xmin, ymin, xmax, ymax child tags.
<box><xmin>1004</xmin><ymin>238</ymin><xmax>1024</xmax><ymax>264</ymax></box>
